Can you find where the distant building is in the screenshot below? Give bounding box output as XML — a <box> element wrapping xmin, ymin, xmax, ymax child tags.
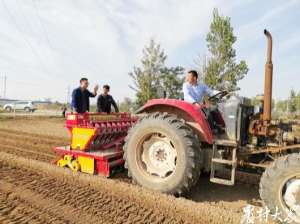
<box><xmin>32</xmin><ymin>100</ymin><xmax>52</xmax><ymax>105</ymax></box>
<box><xmin>0</xmin><ymin>98</ymin><xmax>52</xmax><ymax>107</ymax></box>
<box><xmin>0</xmin><ymin>98</ymin><xmax>17</xmax><ymax>106</ymax></box>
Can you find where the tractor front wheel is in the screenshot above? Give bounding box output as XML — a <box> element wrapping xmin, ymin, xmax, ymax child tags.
<box><xmin>260</xmin><ymin>153</ymin><xmax>300</xmax><ymax>224</ymax></box>
<box><xmin>123</xmin><ymin>112</ymin><xmax>201</xmax><ymax>195</ymax></box>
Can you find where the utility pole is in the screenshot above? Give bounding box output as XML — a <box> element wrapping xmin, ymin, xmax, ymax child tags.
<box><xmin>0</xmin><ymin>76</ymin><xmax>7</xmax><ymax>99</ymax></box>
<box><xmin>3</xmin><ymin>76</ymin><xmax>6</xmax><ymax>98</ymax></box>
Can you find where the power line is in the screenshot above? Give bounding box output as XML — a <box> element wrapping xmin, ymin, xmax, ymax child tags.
<box><xmin>16</xmin><ymin>0</ymin><xmax>66</xmax><ymax>81</ymax></box>
<box><xmin>9</xmin><ymin>79</ymin><xmax>40</xmax><ymax>86</ymax></box>
<box><xmin>1</xmin><ymin>0</ymin><xmax>51</xmax><ymax>77</ymax></box>
<box><xmin>32</xmin><ymin>0</ymin><xmax>53</xmax><ymax>50</ymax></box>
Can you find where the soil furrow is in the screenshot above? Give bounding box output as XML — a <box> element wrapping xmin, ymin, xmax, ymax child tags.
<box><xmin>0</xmin><ymin>128</ymin><xmax>68</xmax><ymax>142</ymax></box>
<box><xmin>0</xmin><ymin>129</ymin><xmax>68</xmax><ymax>146</ymax></box>
<box><xmin>0</xmin><ymin>117</ymin><xmax>260</xmax><ymax>224</ymax></box>
<box><xmin>0</xmin><ymin>189</ymin><xmax>65</xmax><ymax>224</ymax></box>
<box><xmin>0</xmin><ymin>144</ymin><xmax>54</xmax><ymax>162</ymax></box>
<box><xmin>0</xmin><ymin>151</ymin><xmax>241</xmax><ymax>224</ymax></box>
<box><xmin>0</xmin><ymin>180</ymin><xmax>105</xmax><ymax>224</ymax></box>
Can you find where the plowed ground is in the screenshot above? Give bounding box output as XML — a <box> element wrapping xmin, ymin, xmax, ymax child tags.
<box><xmin>0</xmin><ymin>117</ymin><xmax>262</xmax><ymax>223</ymax></box>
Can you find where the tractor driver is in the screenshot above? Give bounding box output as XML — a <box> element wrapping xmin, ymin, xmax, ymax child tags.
<box><xmin>183</xmin><ymin>70</ymin><xmax>224</xmax><ymax>133</ymax></box>
<box><xmin>183</xmin><ymin>70</ymin><xmax>214</xmax><ymax>106</ymax></box>
<box><xmin>71</xmin><ymin>77</ymin><xmax>99</xmax><ymax>113</ymax></box>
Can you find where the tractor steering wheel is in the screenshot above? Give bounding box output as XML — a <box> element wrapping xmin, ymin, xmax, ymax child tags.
<box><xmin>208</xmin><ymin>90</ymin><xmax>229</xmax><ymax>102</ymax></box>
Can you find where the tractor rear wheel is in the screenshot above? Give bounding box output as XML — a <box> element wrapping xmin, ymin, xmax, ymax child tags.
<box><xmin>260</xmin><ymin>153</ymin><xmax>300</xmax><ymax>224</ymax></box>
<box><xmin>123</xmin><ymin>112</ymin><xmax>201</xmax><ymax>195</ymax></box>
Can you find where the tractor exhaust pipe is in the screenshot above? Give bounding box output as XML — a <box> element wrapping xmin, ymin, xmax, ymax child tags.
<box><xmin>263</xmin><ymin>29</ymin><xmax>273</xmax><ymax>122</ymax></box>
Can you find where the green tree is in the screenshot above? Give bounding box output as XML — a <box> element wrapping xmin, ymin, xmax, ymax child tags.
<box><xmin>296</xmin><ymin>92</ymin><xmax>300</xmax><ymax>112</ymax></box>
<box><xmin>275</xmin><ymin>100</ymin><xmax>287</xmax><ymax>113</ymax></box>
<box><xmin>251</xmin><ymin>96</ymin><xmax>261</xmax><ymax>107</ymax></box>
<box><xmin>198</xmin><ymin>8</ymin><xmax>248</xmax><ymax>91</ymax></box>
<box><xmin>129</xmin><ymin>39</ymin><xmax>184</xmax><ymax>107</ymax></box>
<box><xmin>288</xmin><ymin>89</ymin><xmax>297</xmax><ymax>113</ymax></box>
<box><xmin>119</xmin><ymin>97</ymin><xmax>134</xmax><ymax>112</ymax></box>
<box><xmin>160</xmin><ymin>67</ymin><xmax>184</xmax><ymax>99</ymax></box>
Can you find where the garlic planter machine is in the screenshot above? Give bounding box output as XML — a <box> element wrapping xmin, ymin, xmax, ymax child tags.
<box><xmin>54</xmin><ymin>112</ymin><xmax>137</xmax><ymax>177</ymax></box>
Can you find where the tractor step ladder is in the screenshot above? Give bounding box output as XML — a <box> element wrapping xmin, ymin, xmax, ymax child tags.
<box><xmin>210</xmin><ymin>140</ymin><xmax>237</xmax><ymax>186</ymax></box>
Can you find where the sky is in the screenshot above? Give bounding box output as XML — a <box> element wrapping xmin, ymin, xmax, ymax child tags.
<box><xmin>0</xmin><ymin>0</ymin><xmax>299</xmax><ymax>103</ymax></box>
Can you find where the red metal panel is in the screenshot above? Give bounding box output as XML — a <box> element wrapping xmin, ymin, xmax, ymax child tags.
<box><xmin>54</xmin><ymin>146</ymin><xmax>124</xmax><ymax>177</ymax></box>
<box><xmin>95</xmin><ymin>159</ymin><xmax>109</xmax><ymax>177</ymax></box>
<box><xmin>138</xmin><ymin>99</ymin><xmax>214</xmax><ymax>144</ymax></box>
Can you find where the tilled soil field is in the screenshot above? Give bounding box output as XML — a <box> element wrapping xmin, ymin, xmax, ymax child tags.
<box><xmin>0</xmin><ymin>116</ymin><xmax>262</xmax><ymax>223</ymax></box>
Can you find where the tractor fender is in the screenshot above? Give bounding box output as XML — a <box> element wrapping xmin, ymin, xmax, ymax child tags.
<box><xmin>136</xmin><ymin>99</ymin><xmax>213</xmax><ymax>144</ymax></box>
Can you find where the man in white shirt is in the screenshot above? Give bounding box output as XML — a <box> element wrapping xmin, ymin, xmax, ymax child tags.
<box><xmin>182</xmin><ymin>70</ymin><xmax>214</xmax><ymax>105</ymax></box>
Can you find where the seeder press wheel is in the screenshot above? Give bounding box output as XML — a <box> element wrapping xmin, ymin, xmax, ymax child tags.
<box><xmin>57</xmin><ymin>155</ymin><xmax>81</xmax><ymax>172</ymax></box>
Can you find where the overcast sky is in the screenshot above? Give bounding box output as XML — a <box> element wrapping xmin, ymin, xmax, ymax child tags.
<box><xmin>0</xmin><ymin>0</ymin><xmax>299</xmax><ymax>103</ymax></box>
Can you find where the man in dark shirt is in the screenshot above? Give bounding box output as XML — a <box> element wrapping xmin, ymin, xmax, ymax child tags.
<box><xmin>97</xmin><ymin>85</ymin><xmax>119</xmax><ymax>113</ymax></box>
<box><xmin>71</xmin><ymin>78</ymin><xmax>99</xmax><ymax>113</ymax></box>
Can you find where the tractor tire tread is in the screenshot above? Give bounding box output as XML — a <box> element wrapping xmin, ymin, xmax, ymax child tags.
<box><xmin>123</xmin><ymin>112</ymin><xmax>201</xmax><ymax>195</ymax></box>
<box><xmin>260</xmin><ymin>153</ymin><xmax>300</xmax><ymax>223</ymax></box>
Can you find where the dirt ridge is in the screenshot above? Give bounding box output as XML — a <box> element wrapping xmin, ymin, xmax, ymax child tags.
<box><xmin>0</xmin><ymin>151</ymin><xmax>241</xmax><ymax>224</ymax></box>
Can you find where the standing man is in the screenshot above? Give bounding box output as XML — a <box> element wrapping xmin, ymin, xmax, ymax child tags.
<box><xmin>182</xmin><ymin>70</ymin><xmax>214</xmax><ymax>105</ymax></box>
<box><xmin>71</xmin><ymin>77</ymin><xmax>99</xmax><ymax>113</ymax></box>
<box><xmin>97</xmin><ymin>85</ymin><xmax>119</xmax><ymax>113</ymax></box>
<box><xmin>61</xmin><ymin>105</ymin><xmax>67</xmax><ymax>117</ymax></box>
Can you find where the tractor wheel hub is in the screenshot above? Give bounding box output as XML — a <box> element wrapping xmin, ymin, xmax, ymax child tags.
<box><xmin>283</xmin><ymin>178</ymin><xmax>300</xmax><ymax>221</ymax></box>
<box><xmin>141</xmin><ymin>135</ymin><xmax>177</xmax><ymax>178</ymax></box>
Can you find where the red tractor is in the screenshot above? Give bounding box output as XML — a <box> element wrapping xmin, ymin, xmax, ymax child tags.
<box><xmin>55</xmin><ymin>30</ymin><xmax>300</xmax><ymax>223</ymax></box>
<box><xmin>123</xmin><ymin>29</ymin><xmax>300</xmax><ymax>222</ymax></box>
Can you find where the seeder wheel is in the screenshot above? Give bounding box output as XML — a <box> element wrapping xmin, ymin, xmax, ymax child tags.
<box><xmin>56</xmin><ymin>155</ymin><xmax>81</xmax><ymax>173</ymax></box>
<box><xmin>70</xmin><ymin>160</ymin><xmax>81</xmax><ymax>172</ymax></box>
